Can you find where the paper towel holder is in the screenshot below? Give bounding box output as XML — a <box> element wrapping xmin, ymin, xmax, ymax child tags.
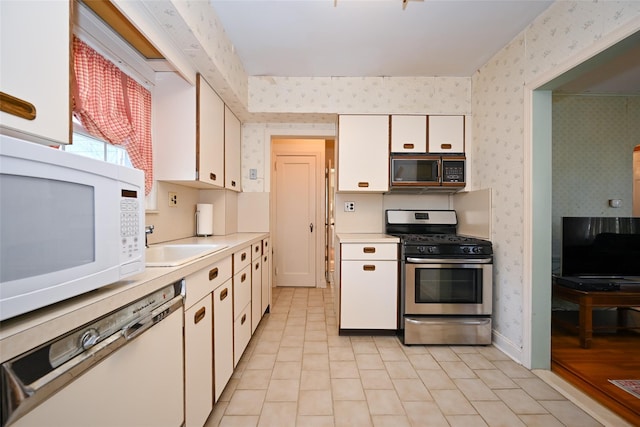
<box><xmin>195</xmin><ymin>203</ymin><xmax>213</xmax><ymax>236</ymax></box>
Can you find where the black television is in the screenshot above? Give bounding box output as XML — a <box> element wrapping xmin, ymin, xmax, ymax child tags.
<box><xmin>561</xmin><ymin>217</ymin><xmax>640</xmax><ymax>278</ymax></box>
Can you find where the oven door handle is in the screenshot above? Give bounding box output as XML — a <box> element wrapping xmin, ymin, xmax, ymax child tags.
<box><xmin>406</xmin><ymin>257</ymin><xmax>493</xmax><ymax>264</ymax></box>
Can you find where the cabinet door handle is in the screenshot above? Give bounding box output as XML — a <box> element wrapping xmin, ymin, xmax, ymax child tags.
<box><xmin>255</xmin><ymin>246</ymin><xmax>260</xmax><ymax>254</ymax></box>
<box><xmin>241</xmin><ymin>273</ymin><xmax>247</xmax><ymax>282</ymax></box>
<box><xmin>358</xmin><ymin>182</ymin><xmax>369</xmax><ymax>188</ymax></box>
<box><xmin>403</xmin><ymin>143</ymin><xmax>414</xmax><ymax>149</ymax></box>
<box><xmin>241</xmin><ymin>252</ymin><xmax>247</xmax><ymax>261</ymax></box>
<box><xmin>220</xmin><ymin>288</ymin><xmax>228</xmax><ymax>301</ymax></box>
<box><xmin>0</xmin><ymin>91</ymin><xmax>36</xmax><ymax>120</ymax></box>
<box><xmin>363</xmin><ymin>265</ymin><xmax>376</xmax><ymax>271</ymax></box>
<box><xmin>194</xmin><ymin>307</ymin><xmax>206</xmax><ymax>324</ymax></box>
<box><xmin>241</xmin><ymin>313</ymin><xmax>247</xmax><ymax>324</ymax></box>
<box><xmin>255</xmin><ymin>262</ymin><xmax>260</xmax><ymax>270</ymax></box>
<box><xmin>209</xmin><ymin>267</ymin><xmax>219</xmax><ymax>281</ymax></box>
<box><xmin>363</xmin><ymin>247</ymin><xmax>376</xmax><ymax>253</ymax></box>
<box><xmin>440</xmin><ymin>143</ymin><xmax>452</xmax><ymax>150</ymax></box>
<box><xmin>264</xmin><ymin>255</ymin><xmax>267</xmax><ymax>262</ymax></box>
<box><xmin>210</xmin><ymin>172</ymin><xmax>217</xmax><ymax>181</ymax></box>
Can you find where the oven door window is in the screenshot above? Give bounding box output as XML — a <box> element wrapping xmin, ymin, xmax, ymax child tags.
<box><xmin>415</xmin><ymin>267</ymin><xmax>482</xmax><ymax>304</ymax></box>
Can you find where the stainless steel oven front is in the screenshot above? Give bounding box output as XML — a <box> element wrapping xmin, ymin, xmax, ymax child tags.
<box><xmin>405</xmin><ymin>259</ymin><xmax>492</xmax><ymax>316</ymax></box>
<box><xmin>402</xmin><ymin>258</ymin><xmax>493</xmax><ymax>345</ymax></box>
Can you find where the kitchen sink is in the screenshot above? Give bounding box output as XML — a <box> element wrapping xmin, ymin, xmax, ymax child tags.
<box><xmin>146</xmin><ymin>244</ymin><xmax>228</xmax><ymax>267</ymax></box>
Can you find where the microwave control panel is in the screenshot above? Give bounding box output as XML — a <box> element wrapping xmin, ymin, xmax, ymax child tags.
<box><xmin>441</xmin><ymin>160</ymin><xmax>465</xmax><ymax>184</ymax></box>
<box><xmin>120</xmin><ymin>189</ymin><xmax>141</xmax><ymax>258</ymax></box>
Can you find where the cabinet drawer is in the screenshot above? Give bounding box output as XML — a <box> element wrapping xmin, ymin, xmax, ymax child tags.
<box><xmin>341</xmin><ymin>243</ymin><xmax>397</xmax><ymax>261</ymax></box>
<box><xmin>184</xmin><ymin>257</ymin><xmax>232</xmax><ymax>309</ymax></box>
<box><xmin>252</xmin><ymin>242</ymin><xmax>262</xmax><ymax>260</ymax></box>
<box><xmin>233</xmin><ymin>302</ymin><xmax>251</xmax><ymax>367</ymax></box>
<box><xmin>233</xmin><ymin>264</ymin><xmax>251</xmax><ymax>317</ymax></box>
<box><xmin>233</xmin><ymin>245</ymin><xmax>251</xmax><ymax>272</ymax></box>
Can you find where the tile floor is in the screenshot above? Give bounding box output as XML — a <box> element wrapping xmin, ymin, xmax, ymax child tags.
<box><xmin>205</xmin><ymin>286</ymin><xmax>609</xmax><ymax>427</ymax></box>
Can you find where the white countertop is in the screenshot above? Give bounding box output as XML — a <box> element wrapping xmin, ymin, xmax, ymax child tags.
<box><xmin>0</xmin><ymin>232</ymin><xmax>267</xmax><ymax>363</ymax></box>
<box><xmin>336</xmin><ymin>233</ymin><xmax>400</xmax><ymax>244</ymax></box>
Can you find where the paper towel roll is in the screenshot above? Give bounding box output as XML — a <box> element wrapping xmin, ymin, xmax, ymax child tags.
<box><xmin>196</xmin><ymin>203</ymin><xmax>213</xmax><ymax>236</ymax></box>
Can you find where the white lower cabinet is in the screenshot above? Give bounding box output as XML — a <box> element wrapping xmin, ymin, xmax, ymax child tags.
<box><xmin>233</xmin><ymin>263</ymin><xmax>252</xmax><ymax>366</ymax></box>
<box><xmin>213</xmin><ymin>280</ymin><xmax>233</xmax><ymax>402</ymax></box>
<box><xmin>251</xmin><ymin>257</ymin><xmax>262</xmax><ymax>333</ymax></box>
<box><xmin>339</xmin><ymin>242</ymin><xmax>398</xmax><ymax>330</ymax></box>
<box><xmin>234</xmin><ymin>303</ymin><xmax>252</xmax><ymax>367</ymax></box>
<box><xmin>184</xmin><ymin>295</ymin><xmax>213</xmax><ymax>427</ymax></box>
<box><xmin>261</xmin><ymin>251</ymin><xmax>270</xmax><ymax>315</ymax></box>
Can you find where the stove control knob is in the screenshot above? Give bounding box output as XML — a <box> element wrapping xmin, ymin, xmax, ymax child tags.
<box><xmin>427</xmin><ymin>246</ymin><xmax>436</xmax><ymax>254</ymax></box>
<box><xmin>474</xmin><ymin>247</ymin><xmax>483</xmax><ymax>254</ymax></box>
<box><xmin>462</xmin><ymin>247</ymin><xmax>470</xmax><ymax>253</ymax></box>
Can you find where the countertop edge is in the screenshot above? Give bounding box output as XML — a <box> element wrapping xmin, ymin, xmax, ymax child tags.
<box><xmin>0</xmin><ymin>232</ymin><xmax>268</xmax><ymax>363</ymax></box>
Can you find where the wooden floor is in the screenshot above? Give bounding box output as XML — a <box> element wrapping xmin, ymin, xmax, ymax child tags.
<box><xmin>552</xmin><ymin>323</ymin><xmax>640</xmax><ymax>425</ymax></box>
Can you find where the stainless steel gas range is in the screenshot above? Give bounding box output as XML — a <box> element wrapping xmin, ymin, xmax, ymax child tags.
<box><xmin>385</xmin><ymin>209</ymin><xmax>493</xmax><ymax>345</ymax></box>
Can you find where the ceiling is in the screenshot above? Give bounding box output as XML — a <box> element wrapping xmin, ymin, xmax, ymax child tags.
<box><xmin>208</xmin><ymin>0</ymin><xmax>640</xmax><ymax>95</ymax></box>
<box><xmin>209</xmin><ymin>0</ymin><xmax>553</xmax><ymax>78</ymax></box>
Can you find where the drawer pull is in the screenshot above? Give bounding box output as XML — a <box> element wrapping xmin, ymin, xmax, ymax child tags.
<box><xmin>241</xmin><ymin>252</ymin><xmax>247</xmax><ymax>261</ymax></box>
<box><xmin>255</xmin><ymin>246</ymin><xmax>260</xmax><ymax>253</ymax></box>
<box><xmin>264</xmin><ymin>241</ymin><xmax>268</xmax><ymax>248</ymax></box>
<box><xmin>264</xmin><ymin>255</ymin><xmax>267</xmax><ymax>262</ymax></box>
<box><xmin>363</xmin><ymin>247</ymin><xmax>376</xmax><ymax>254</ymax></box>
<box><xmin>220</xmin><ymin>288</ymin><xmax>228</xmax><ymax>301</ymax></box>
<box><xmin>441</xmin><ymin>143</ymin><xmax>452</xmax><ymax>150</ymax></box>
<box><xmin>363</xmin><ymin>265</ymin><xmax>376</xmax><ymax>271</ymax></box>
<box><xmin>209</xmin><ymin>267</ymin><xmax>219</xmax><ymax>281</ymax></box>
<box><xmin>0</xmin><ymin>91</ymin><xmax>36</xmax><ymax>120</ymax></box>
<box><xmin>403</xmin><ymin>143</ymin><xmax>414</xmax><ymax>149</ymax></box>
<box><xmin>194</xmin><ymin>307</ymin><xmax>206</xmax><ymax>324</ymax></box>
<box><xmin>210</xmin><ymin>172</ymin><xmax>217</xmax><ymax>181</ymax></box>
<box><xmin>241</xmin><ymin>313</ymin><xmax>247</xmax><ymax>324</ymax></box>
<box><xmin>241</xmin><ymin>273</ymin><xmax>247</xmax><ymax>282</ymax></box>
<box><xmin>255</xmin><ymin>263</ymin><xmax>260</xmax><ymax>270</ymax></box>
<box><xmin>357</xmin><ymin>182</ymin><xmax>369</xmax><ymax>188</ymax></box>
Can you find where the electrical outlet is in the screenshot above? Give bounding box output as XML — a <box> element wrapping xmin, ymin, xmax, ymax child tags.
<box><xmin>168</xmin><ymin>192</ymin><xmax>177</xmax><ymax>207</ymax></box>
<box><xmin>249</xmin><ymin>168</ymin><xmax>258</xmax><ymax>180</ymax></box>
<box><xmin>344</xmin><ymin>201</ymin><xmax>355</xmax><ymax>212</ymax></box>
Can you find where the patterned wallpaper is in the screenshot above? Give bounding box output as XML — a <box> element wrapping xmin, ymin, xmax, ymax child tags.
<box><xmin>551</xmin><ymin>95</ymin><xmax>640</xmax><ymax>270</ymax></box>
<box><xmin>471</xmin><ymin>2</ymin><xmax>640</xmax><ymax>353</ymax></box>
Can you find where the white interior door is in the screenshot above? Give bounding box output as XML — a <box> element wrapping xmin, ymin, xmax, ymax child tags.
<box><xmin>275</xmin><ymin>155</ymin><xmax>316</xmax><ymax>287</ymax></box>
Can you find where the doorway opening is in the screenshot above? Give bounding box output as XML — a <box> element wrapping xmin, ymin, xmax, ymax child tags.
<box><xmin>270</xmin><ymin>137</ymin><xmax>335</xmax><ymax>288</ymax></box>
<box><xmin>528</xmin><ymin>28</ymin><xmax>640</xmax><ymax>423</ymax></box>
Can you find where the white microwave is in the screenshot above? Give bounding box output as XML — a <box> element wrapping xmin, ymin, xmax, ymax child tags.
<box><xmin>0</xmin><ymin>135</ymin><xmax>145</xmax><ymax>321</ymax></box>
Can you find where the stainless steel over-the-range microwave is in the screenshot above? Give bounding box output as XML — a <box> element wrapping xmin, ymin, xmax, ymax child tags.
<box><xmin>390</xmin><ymin>153</ymin><xmax>465</xmax><ymax>189</ymax></box>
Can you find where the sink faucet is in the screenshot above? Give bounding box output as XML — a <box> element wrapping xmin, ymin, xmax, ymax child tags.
<box><xmin>145</xmin><ymin>225</ymin><xmax>154</xmax><ymax>248</ymax></box>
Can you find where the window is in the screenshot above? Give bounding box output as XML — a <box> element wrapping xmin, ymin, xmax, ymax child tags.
<box><xmin>61</xmin><ymin>118</ymin><xmax>133</xmax><ymax>167</ymax></box>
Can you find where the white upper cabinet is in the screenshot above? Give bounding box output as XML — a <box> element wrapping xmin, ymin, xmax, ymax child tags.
<box><xmin>391</xmin><ymin>115</ymin><xmax>427</xmax><ymax>153</ymax></box>
<box><xmin>0</xmin><ymin>1</ymin><xmax>70</xmax><ymax>145</ymax></box>
<box><xmin>198</xmin><ymin>76</ymin><xmax>225</xmax><ymax>187</ymax></box>
<box><xmin>224</xmin><ymin>106</ymin><xmax>241</xmax><ymax>192</ymax></box>
<box><xmin>428</xmin><ymin>115</ymin><xmax>465</xmax><ymax>153</ymax></box>
<box><xmin>154</xmin><ymin>72</ymin><xmax>225</xmax><ymax>188</ymax></box>
<box><xmin>338</xmin><ymin>115</ymin><xmax>390</xmax><ymax>192</ymax></box>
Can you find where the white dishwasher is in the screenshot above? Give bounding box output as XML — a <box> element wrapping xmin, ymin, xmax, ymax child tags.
<box><xmin>1</xmin><ymin>281</ymin><xmax>185</xmax><ymax>427</ymax></box>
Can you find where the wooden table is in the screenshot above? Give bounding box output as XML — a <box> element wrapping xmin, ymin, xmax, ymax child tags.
<box><xmin>552</xmin><ymin>283</ymin><xmax>640</xmax><ymax>349</ymax></box>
